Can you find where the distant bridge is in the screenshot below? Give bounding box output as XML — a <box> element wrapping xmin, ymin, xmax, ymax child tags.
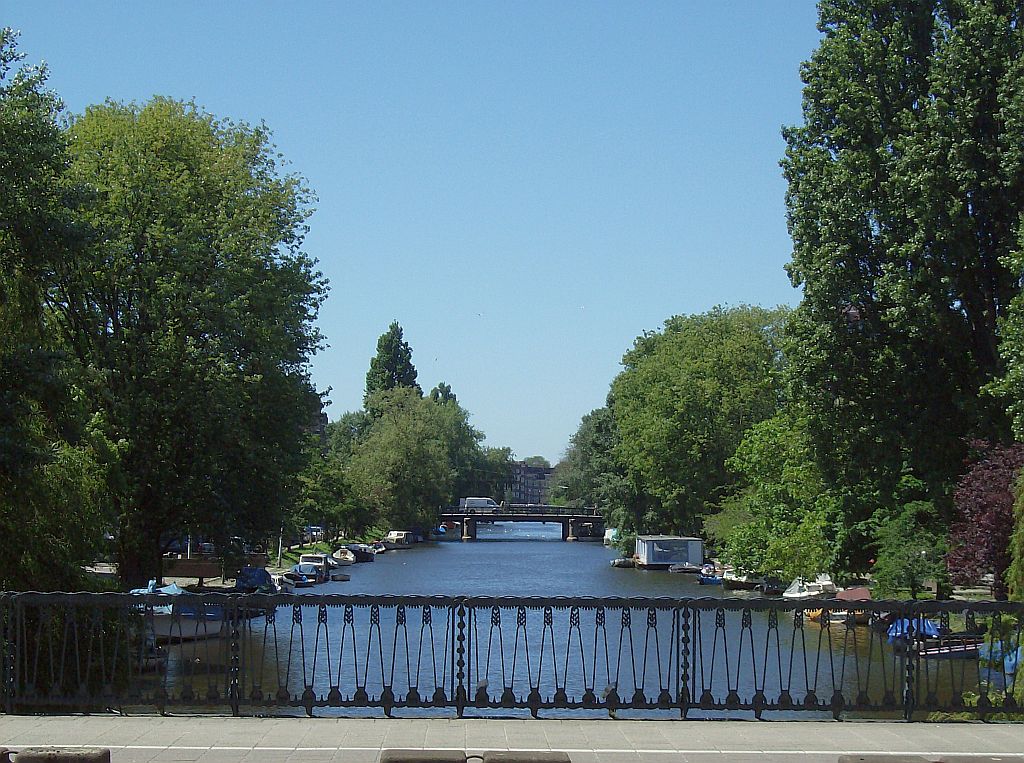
<box><xmin>439</xmin><ymin>504</ymin><xmax>604</xmax><ymax>541</ymax></box>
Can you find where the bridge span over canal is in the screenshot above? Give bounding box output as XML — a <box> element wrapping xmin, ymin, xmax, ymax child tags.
<box><xmin>439</xmin><ymin>504</ymin><xmax>604</xmax><ymax>541</ymax></box>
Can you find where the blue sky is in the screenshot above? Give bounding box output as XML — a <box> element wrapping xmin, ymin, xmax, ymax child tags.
<box><xmin>7</xmin><ymin>1</ymin><xmax>822</xmax><ymax>462</ymax></box>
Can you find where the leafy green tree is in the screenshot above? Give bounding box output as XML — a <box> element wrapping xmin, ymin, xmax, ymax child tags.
<box><xmin>294</xmin><ymin>440</ymin><xmax>370</xmax><ymax>542</ymax></box>
<box><xmin>1009</xmin><ymin>474</ymin><xmax>1024</xmax><ymax>601</ymax></box>
<box><xmin>551</xmin><ymin>404</ymin><xmax>648</xmax><ymax>535</ymax></box>
<box><xmin>610</xmin><ymin>305</ymin><xmax>787</xmax><ymax>535</ymax></box>
<box><xmin>718</xmin><ymin>411</ymin><xmax>837</xmax><ymax>579</ymax></box>
<box><xmin>0</xmin><ymin>29</ymin><xmax>113</xmax><ymax>590</ymax></box>
<box><xmin>523</xmin><ymin>455</ymin><xmax>551</xmax><ymax>468</ymax></box>
<box><xmin>429</xmin><ymin>382</ymin><xmax>457</xmax><ymax>404</ymax></box>
<box><xmin>51</xmin><ymin>97</ymin><xmax>326</xmax><ymax>586</ymax></box>
<box><xmin>782</xmin><ymin>1</ymin><xmax>1024</xmax><ymax>556</ymax></box>
<box><xmin>365</xmin><ymin>321</ymin><xmax>421</xmax><ymax>407</ymax></box>
<box><xmin>872</xmin><ymin>502</ymin><xmax>946</xmax><ymax>599</ymax></box>
<box><xmin>326</xmin><ymin>410</ymin><xmax>371</xmax><ymax>460</ymax></box>
<box><xmin>348</xmin><ymin>387</ymin><xmax>453</xmax><ymax>529</ymax></box>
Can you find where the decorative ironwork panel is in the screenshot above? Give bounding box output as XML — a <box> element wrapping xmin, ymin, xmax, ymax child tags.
<box><xmin>0</xmin><ymin>592</ymin><xmax>1020</xmax><ymax>720</ymax></box>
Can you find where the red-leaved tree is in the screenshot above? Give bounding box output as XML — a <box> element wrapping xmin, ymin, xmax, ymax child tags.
<box><xmin>948</xmin><ymin>441</ymin><xmax>1024</xmax><ymax>600</ymax></box>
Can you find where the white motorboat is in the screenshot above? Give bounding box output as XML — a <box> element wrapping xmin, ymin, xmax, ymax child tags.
<box><xmin>384</xmin><ymin>530</ymin><xmax>414</xmax><ymax>549</ymax></box>
<box><xmin>782</xmin><ymin>574</ymin><xmax>838</xmax><ymax>600</ymax></box>
<box><xmin>298</xmin><ymin>554</ymin><xmax>349</xmax><ymax>582</ymax></box>
<box><xmin>331</xmin><ymin>548</ymin><xmax>356</xmax><ymax>566</ymax></box>
<box><xmin>323</xmin><ymin>554</ymin><xmax>351</xmax><ymax>580</ymax></box>
<box><xmin>131</xmin><ymin>580</ymin><xmax>228</xmax><ymax>642</ymax></box>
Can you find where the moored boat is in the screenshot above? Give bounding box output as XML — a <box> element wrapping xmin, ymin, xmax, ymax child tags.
<box><xmin>278</xmin><ymin>570</ymin><xmax>313</xmax><ymax>589</ymax></box>
<box><xmin>130</xmin><ymin>580</ymin><xmax>229</xmax><ymax>642</ymax></box>
<box><xmin>292</xmin><ymin>561</ymin><xmax>326</xmax><ymax>583</ymax></box>
<box><xmin>331</xmin><ymin>548</ymin><xmax>356</xmax><ymax>566</ymax></box>
<box><xmin>758</xmin><ymin>576</ymin><xmax>785</xmax><ymax>596</ymax></box>
<box><xmin>234</xmin><ymin>566</ymin><xmax>277</xmax><ymax>593</ymax></box>
<box><xmin>384</xmin><ymin>530</ymin><xmax>414</xmax><ymax>549</ymax></box>
<box><xmin>917</xmin><ymin>634</ymin><xmax>985</xmax><ymax>659</ymax></box>
<box><xmin>807</xmin><ymin>588</ymin><xmax>873</xmax><ymax>625</ymax></box>
<box><xmin>668</xmin><ymin>562</ymin><xmax>701</xmax><ymax>574</ymax></box>
<box><xmin>722</xmin><ymin>569</ymin><xmax>763</xmax><ymax>590</ymax></box>
<box><xmin>782</xmin><ymin>574</ymin><xmax>837</xmax><ymax>600</ymax></box>
<box><xmin>634</xmin><ymin>535</ymin><xmax>704</xmax><ymax>570</ymax></box>
<box><xmin>345</xmin><ymin>543</ymin><xmax>376</xmax><ymax>562</ymax></box>
<box><xmin>299</xmin><ymin>553</ymin><xmax>350</xmax><ymax>581</ymax></box>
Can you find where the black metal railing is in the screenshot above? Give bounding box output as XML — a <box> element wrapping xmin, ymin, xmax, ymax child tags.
<box><xmin>1</xmin><ymin>592</ymin><xmax>1021</xmax><ymax>720</ymax></box>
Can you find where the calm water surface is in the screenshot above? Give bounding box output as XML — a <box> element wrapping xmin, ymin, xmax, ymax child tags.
<box><xmin>320</xmin><ymin>521</ymin><xmax>711</xmax><ymax>598</ymax></box>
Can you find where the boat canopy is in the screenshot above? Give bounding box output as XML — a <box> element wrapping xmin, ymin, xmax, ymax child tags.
<box><xmin>129</xmin><ymin>579</ymin><xmax>185</xmax><ymax>596</ymax></box>
<box><xmin>887</xmin><ymin>617</ymin><xmax>940</xmax><ymax>642</ymax></box>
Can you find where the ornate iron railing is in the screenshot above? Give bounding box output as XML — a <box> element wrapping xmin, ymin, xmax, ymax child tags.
<box><xmin>1</xmin><ymin>592</ymin><xmax>1021</xmax><ymax>720</ymax></box>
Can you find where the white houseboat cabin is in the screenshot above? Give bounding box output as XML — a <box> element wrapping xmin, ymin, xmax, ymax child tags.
<box><xmin>634</xmin><ymin>535</ymin><xmax>704</xmax><ymax>570</ymax></box>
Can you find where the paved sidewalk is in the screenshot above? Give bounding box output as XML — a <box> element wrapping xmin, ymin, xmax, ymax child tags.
<box><xmin>2</xmin><ymin>715</ymin><xmax>1024</xmax><ymax>763</ymax></box>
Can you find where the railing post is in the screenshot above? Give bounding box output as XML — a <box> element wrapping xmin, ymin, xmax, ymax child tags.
<box><xmin>0</xmin><ymin>593</ymin><xmax>11</xmax><ymax>714</ymax></box>
<box><xmin>678</xmin><ymin>603</ymin><xmax>690</xmax><ymax>718</ymax></box>
<box><xmin>455</xmin><ymin>598</ymin><xmax>467</xmax><ymax>718</ymax></box>
<box><xmin>903</xmin><ymin>616</ymin><xmax>917</xmax><ymax>722</ymax></box>
<box><xmin>228</xmin><ymin>596</ymin><xmax>241</xmax><ymax>717</ymax></box>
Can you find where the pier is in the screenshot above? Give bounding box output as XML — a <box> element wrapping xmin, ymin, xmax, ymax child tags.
<box><xmin>439</xmin><ymin>505</ymin><xmax>604</xmax><ymax>541</ymax></box>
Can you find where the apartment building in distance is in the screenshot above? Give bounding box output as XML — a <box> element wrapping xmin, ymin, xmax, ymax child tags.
<box><xmin>510</xmin><ymin>460</ymin><xmax>554</xmax><ymax>505</ymax></box>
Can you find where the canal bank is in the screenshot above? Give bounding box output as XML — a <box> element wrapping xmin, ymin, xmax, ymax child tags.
<box><xmin>3</xmin><ymin>715</ymin><xmax>1024</xmax><ymax>763</ymax></box>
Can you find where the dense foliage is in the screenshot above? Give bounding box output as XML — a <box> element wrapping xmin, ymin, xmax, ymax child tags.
<box><xmin>610</xmin><ymin>306</ymin><xmax>787</xmax><ymax>536</ymax></box>
<box><xmin>1</xmin><ymin>30</ymin><xmax>113</xmax><ymax>589</ymax></box>
<box><xmin>718</xmin><ymin>411</ymin><xmax>836</xmax><ymax>579</ymax></box>
<box><xmin>781</xmin><ymin>0</ymin><xmax>1024</xmax><ymax>564</ymax></box>
<box><xmin>0</xmin><ymin>30</ymin><xmax>328</xmax><ymax>588</ymax></box>
<box><xmin>53</xmin><ymin>99</ymin><xmax>327</xmax><ymax>586</ymax></box>
<box><xmin>11</xmin><ymin>2</ymin><xmax>1024</xmax><ymax>595</ymax></box>
<box><xmin>948</xmin><ymin>443</ymin><xmax>1024</xmax><ymax>599</ymax></box>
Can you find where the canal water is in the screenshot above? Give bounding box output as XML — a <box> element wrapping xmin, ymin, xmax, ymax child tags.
<box><xmin>318</xmin><ymin>521</ymin><xmax>707</xmax><ymax>598</ymax></box>
<box><xmin>145</xmin><ymin>522</ymin><xmax>983</xmax><ymax>720</ymax></box>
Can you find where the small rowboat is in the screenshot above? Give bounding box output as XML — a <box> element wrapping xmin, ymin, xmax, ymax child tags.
<box><xmin>916</xmin><ymin>634</ymin><xmax>985</xmax><ymax>659</ymax></box>
<box><xmin>668</xmin><ymin>562</ymin><xmax>701</xmax><ymax>574</ymax></box>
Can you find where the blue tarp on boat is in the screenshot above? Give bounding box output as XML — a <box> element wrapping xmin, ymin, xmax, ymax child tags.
<box><xmin>887</xmin><ymin>617</ymin><xmax>940</xmax><ymax>642</ymax></box>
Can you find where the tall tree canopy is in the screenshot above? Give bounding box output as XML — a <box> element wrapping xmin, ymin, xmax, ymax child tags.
<box><xmin>348</xmin><ymin>388</ymin><xmax>457</xmax><ymax>530</ymax></box>
<box><xmin>0</xmin><ymin>29</ymin><xmax>111</xmax><ymax>589</ymax></box>
<box><xmin>50</xmin><ymin>97</ymin><xmax>326</xmax><ymax>585</ymax></box>
<box><xmin>782</xmin><ymin>0</ymin><xmax>1024</xmax><ymax>544</ymax></box>
<box><xmin>365</xmin><ymin>321</ymin><xmax>420</xmax><ymax>405</ymax></box>
<box><xmin>610</xmin><ymin>305</ymin><xmax>787</xmax><ymax>535</ymax></box>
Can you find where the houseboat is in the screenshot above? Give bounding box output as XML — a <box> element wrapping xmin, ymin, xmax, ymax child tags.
<box><xmin>634</xmin><ymin>535</ymin><xmax>704</xmax><ymax>570</ymax></box>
